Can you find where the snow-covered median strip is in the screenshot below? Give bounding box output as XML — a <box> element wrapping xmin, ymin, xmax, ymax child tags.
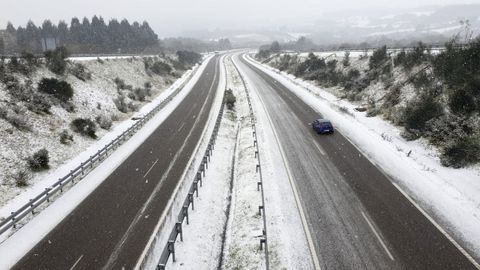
<box><xmin>0</xmin><ymin>55</ymin><xmax>212</xmax><ymax>270</ymax></box>
<box><xmin>245</xmin><ymin>54</ymin><xmax>480</xmax><ymax>262</ymax></box>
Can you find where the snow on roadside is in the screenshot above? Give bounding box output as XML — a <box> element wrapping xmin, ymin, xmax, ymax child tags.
<box><xmin>245</xmin><ymin>54</ymin><xmax>480</xmax><ymax>261</ymax></box>
<box><xmin>0</xmin><ymin>56</ymin><xmax>213</xmax><ymax>269</ymax></box>
<box><xmin>166</xmin><ymin>96</ymin><xmax>236</xmax><ymax>270</ymax></box>
<box><xmin>222</xmin><ymin>57</ymin><xmax>265</xmax><ymax>270</ymax></box>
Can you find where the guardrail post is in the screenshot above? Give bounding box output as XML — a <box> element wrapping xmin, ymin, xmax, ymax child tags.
<box><xmin>70</xmin><ymin>170</ymin><xmax>75</xmax><ymax>183</ymax></box>
<box><xmin>157</xmin><ymin>264</ymin><xmax>165</xmax><ymax>270</ymax></box>
<box><xmin>256</xmin><ymin>164</ymin><xmax>260</xmax><ymax>173</ymax></box>
<box><xmin>81</xmin><ymin>162</ymin><xmax>85</xmax><ymax>175</ymax></box>
<box><xmin>253</xmin><ymin>131</ymin><xmax>256</xmax><ymax>137</ymax></box>
<box><xmin>45</xmin><ymin>188</ymin><xmax>51</xmax><ymax>202</ymax></box>
<box><xmin>197</xmin><ymin>172</ymin><xmax>202</xmax><ymax>187</ymax></box>
<box><xmin>193</xmin><ymin>181</ymin><xmax>199</xmax><ymax>197</ymax></box>
<box><xmin>255</xmin><ymin>150</ymin><xmax>258</xmax><ymax>158</ymax></box>
<box><xmin>257</xmin><ymin>181</ymin><xmax>262</xmax><ymax>191</ymax></box>
<box><xmin>176</xmin><ymin>222</ymin><xmax>183</xmax><ymax>241</ymax></box>
<box><xmin>29</xmin><ymin>199</ymin><xmax>35</xmax><ymax>214</ymax></box>
<box><xmin>253</xmin><ymin>140</ymin><xmax>257</xmax><ymax>146</ymax></box>
<box><xmin>260</xmin><ymin>237</ymin><xmax>266</xmax><ymax>250</ymax></box>
<box><xmin>168</xmin><ymin>240</ymin><xmax>176</xmax><ymax>262</ymax></box>
<box><xmin>183</xmin><ymin>205</ymin><xmax>189</xmax><ymax>225</ymax></box>
<box><xmin>188</xmin><ymin>192</ymin><xmax>194</xmax><ymax>210</ymax></box>
<box><xmin>259</xmin><ymin>205</ymin><xmax>264</xmax><ymax>216</ymax></box>
<box><xmin>203</xmin><ymin>156</ymin><xmax>208</xmax><ymax>169</ymax></box>
<box><xmin>11</xmin><ymin>213</ymin><xmax>16</xmax><ymax>228</ymax></box>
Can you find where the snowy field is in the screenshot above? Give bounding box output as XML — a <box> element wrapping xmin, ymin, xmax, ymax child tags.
<box><xmin>0</xmin><ymin>56</ymin><xmax>186</xmax><ymax>210</ymax></box>
<box><xmin>246</xmin><ymin>53</ymin><xmax>480</xmax><ymax>263</ymax></box>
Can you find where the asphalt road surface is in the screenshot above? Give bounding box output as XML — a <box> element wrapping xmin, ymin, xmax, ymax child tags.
<box><xmin>13</xmin><ymin>55</ymin><xmax>221</xmax><ymax>270</ymax></box>
<box><xmin>234</xmin><ymin>53</ymin><xmax>478</xmax><ymax>270</ymax></box>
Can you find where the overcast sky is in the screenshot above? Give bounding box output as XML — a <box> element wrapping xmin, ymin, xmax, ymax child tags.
<box><xmin>1</xmin><ymin>0</ymin><xmax>479</xmax><ymax>36</ymax></box>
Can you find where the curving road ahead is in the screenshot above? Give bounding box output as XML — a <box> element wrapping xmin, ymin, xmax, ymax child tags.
<box><xmin>13</xmin><ymin>55</ymin><xmax>222</xmax><ymax>270</ymax></box>
<box><xmin>234</xmin><ymin>53</ymin><xmax>478</xmax><ymax>270</ymax></box>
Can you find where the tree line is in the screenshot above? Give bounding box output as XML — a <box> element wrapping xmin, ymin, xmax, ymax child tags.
<box><xmin>3</xmin><ymin>16</ymin><xmax>159</xmax><ymax>54</ymax></box>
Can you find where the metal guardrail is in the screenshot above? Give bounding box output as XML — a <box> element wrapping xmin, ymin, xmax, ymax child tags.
<box><xmin>0</xmin><ymin>63</ymin><xmax>201</xmax><ymax>237</ymax></box>
<box><xmin>231</xmin><ymin>55</ymin><xmax>270</xmax><ymax>269</ymax></box>
<box><xmin>155</xmin><ymin>54</ymin><xmax>270</xmax><ymax>269</ymax></box>
<box><xmin>156</xmin><ymin>87</ymin><xmax>226</xmax><ymax>270</ymax></box>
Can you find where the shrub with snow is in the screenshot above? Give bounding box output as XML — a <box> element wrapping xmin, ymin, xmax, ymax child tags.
<box><xmin>70</xmin><ymin>63</ymin><xmax>92</xmax><ymax>81</ymax></box>
<box><xmin>28</xmin><ymin>148</ymin><xmax>50</xmax><ymax>171</ymax></box>
<box><xmin>96</xmin><ymin>114</ymin><xmax>113</xmax><ymax>130</ymax></box>
<box><xmin>71</xmin><ymin>118</ymin><xmax>97</xmax><ymax>139</ymax></box>
<box><xmin>59</xmin><ymin>129</ymin><xmax>74</xmax><ymax>144</ymax></box>
<box><xmin>38</xmin><ymin>77</ymin><xmax>74</xmax><ymax>102</ymax></box>
<box><xmin>12</xmin><ymin>170</ymin><xmax>30</xmax><ymax>187</ymax></box>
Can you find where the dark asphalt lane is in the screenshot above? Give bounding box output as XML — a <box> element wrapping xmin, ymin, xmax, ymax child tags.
<box><xmin>235</xmin><ymin>53</ymin><xmax>477</xmax><ymax>270</ymax></box>
<box><xmin>13</xmin><ymin>55</ymin><xmax>221</xmax><ymax>270</ymax></box>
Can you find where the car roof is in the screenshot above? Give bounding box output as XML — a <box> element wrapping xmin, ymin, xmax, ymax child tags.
<box><xmin>316</xmin><ymin>119</ymin><xmax>331</xmax><ymax>123</ymax></box>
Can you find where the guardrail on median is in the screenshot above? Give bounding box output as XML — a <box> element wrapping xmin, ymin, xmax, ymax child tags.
<box><xmin>156</xmin><ymin>88</ymin><xmax>226</xmax><ymax>270</ymax></box>
<box><xmin>0</xmin><ymin>63</ymin><xmax>201</xmax><ymax>238</ymax></box>
<box><xmin>232</xmin><ymin>55</ymin><xmax>270</xmax><ymax>269</ymax></box>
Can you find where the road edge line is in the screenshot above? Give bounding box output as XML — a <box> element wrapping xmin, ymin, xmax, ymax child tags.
<box><xmin>236</xmin><ymin>53</ymin><xmax>321</xmax><ymax>270</ymax></box>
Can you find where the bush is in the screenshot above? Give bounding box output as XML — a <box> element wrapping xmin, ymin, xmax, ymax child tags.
<box><xmin>150</xmin><ymin>61</ymin><xmax>172</xmax><ymax>76</ymax></box>
<box><xmin>71</xmin><ymin>118</ymin><xmax>97</xmax><ymax>138</ymax></box>
<box><xmin>27</xmin><ymin>93</ymin><xmax>52</xmax><ymax>114</ymax></box>
<box><xmin>70</xmin><ymin>63</ymin><xmax>92</xmax><ymax>81</ymax></box>
<box><xmin>343</xmin><ymin>51</ymin><xmax>350</xmax><ymax>67</ymax></box>
<box><xmin>59</xmin><ymin>129</ymin><xmax>74</xmax><ymax>144</ymax></box>
<box><xmin>44</xmin><ymin>46</ymin><xmax>69</xmax><ymax>75</ymax></box>
<box><xmin>5</xmin><ymin>111</ymin><xmax>30</xmax><ymax>131</ymax></box>
<box><xmin>449</xmin><ymin>89</ymin><xmax>476</xmax><ymax>114</ymax></box>
<box><xmin>28</xmin><ymin>148</ymin><xmax>50</xmax><ymax>171</ymax></box>
<box><xmin>13</xmin><ymin>170</ymin><xmax>30</xmax><ymax>187</ymax></box>
<box><xmin>7</xmin><ymin>56</ymin><xmax>31</xmax><ymax>75</ymax></box>
<box><xmin>114</xmin><ymin>77</ymin><xmax>132</xmax><ymax>90</ymax></box>
<box><xmin>38</xmin><ymin>78</ymin><xmax>74</xmax><ymax>102</ymax></box>
<box><xmin>176</xmin><ymin>50</ymin><xmax>202</xmax><ymax>65</ymax></box>
<box><xmin>441</xmin><ymin>137</ymin><xmax>480</xmax><ymax>168</ymax></box>
<box><xmin>133</xmin><ymin>87</ymin><xmax>148</xmax><ymax>101</ymax></box>
<box><xmin>96</xmin><ymin>114</ymin><xmax>113</xmax><ymax>130</ymax></box>
<box><xmin>403</xmin><ymin>95</ymin><xmax>443</xmax><ymax>132</ymax></box>
<box><xmin>225</xmin><ymin>89</ymin><xmax>236</xmax><ymax>110</ymax></box>
<box><xmin>114</xmin><ymin>95</ymin><xmax>128</xmax><ymax>113</ymax></box>
<box><xmin>369</xmin><ymin>46</ymin><xmax>389</xmax><ymax>71</ymax></box>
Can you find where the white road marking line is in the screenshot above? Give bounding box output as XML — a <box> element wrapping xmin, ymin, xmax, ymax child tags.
<box><xmin>69</xmin><ymin>254</ymin><xmax>84</xmax><ymax>270</ymax></box>
<box><xmin>238</xmin><ymin>54</ymin><xmax>321</xmax><ymax>270</ymax></box>
<box><xmin>361</xmin><ymin>211</ymin><xmax>395</xmax><ymax>261</ymax></box>
<box><xmin>331</xmin><ymin>125</ymin><xmax>480</xmax><ymax>269</ymax></box>
<box><xmin>177</xmin><ymin>122</ymin><xmax>186</xmax><ymax>133</ymax></box>
<box><xmin>312</xmin><ymin>140</ymin><xmax>326</xmax><ymax>156</ymax></box>
<box><xmin>391</xmin><ymin>182</ymin><xmax>480</xmax><ymax>269</ymax></box>
<box><xmin>248</xmin><ymin>51</ymin><xmax>480</xmax><ymax>269</ymax></box>
<box><xmin>143</xmin><ymin>158</ymin><xmax>159</xmax><ymax>178</ymax></box>
<box><xmin>134</xmin><ymin>55</ymin><xmax>222</xmax><ymax>269</ymax></box>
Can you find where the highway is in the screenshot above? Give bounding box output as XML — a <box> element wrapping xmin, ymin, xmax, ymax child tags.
<box><xmin>233</xmin><ymin>53</ymin><xmax>478</xmax><ymax>270</ymax></box>
<box><xmin>13</xmin><ymin>55</ymin><xmax>222</xmax><ymax>269</ymax></box>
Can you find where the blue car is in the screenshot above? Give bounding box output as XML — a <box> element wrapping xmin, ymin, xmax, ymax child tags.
<box><xmin>312</xmin><ymin>119</ymin><xmax>334</xmax><ymax>134</ymax></box>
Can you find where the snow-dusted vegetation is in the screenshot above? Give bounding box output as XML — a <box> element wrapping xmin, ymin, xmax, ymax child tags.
<box><xmin>259</xmin><ymin>40</ymin><xmax>480</xmax><ymax>169</ymax></box>
<box><xmin>0</xmin><ymin>50</ymin><xmax>197</xmax><ymax>207</ymax></box>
